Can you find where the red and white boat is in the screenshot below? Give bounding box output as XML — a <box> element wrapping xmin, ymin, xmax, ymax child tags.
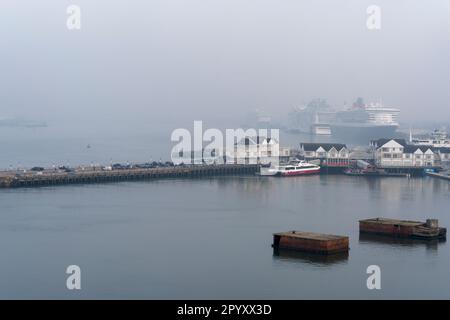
<box><xmin>259</xmin><ymin>160</ymin><xmax>321</xmax><ymax>177</ymax></box>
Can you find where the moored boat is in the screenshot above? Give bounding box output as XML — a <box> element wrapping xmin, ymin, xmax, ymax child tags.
<box><xmin>259</xmin><ymin>160</ymin><xmax>320</xmax><ymax>176</ymax></box>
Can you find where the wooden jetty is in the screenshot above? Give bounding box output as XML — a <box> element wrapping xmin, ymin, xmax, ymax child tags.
<box><xmin>359</xmin><ymin>218</ymin><xmax>446</xmax><ymax>240</ymax></box>
<box><xmin>0</xmin><ymin>164</ymin><xmax>258</xmax><ymax>188</ymax></box>
<box><xmin>272</xmin><ymin>231</ymin><xmax>349</xmax><ymax>255</ymax></box>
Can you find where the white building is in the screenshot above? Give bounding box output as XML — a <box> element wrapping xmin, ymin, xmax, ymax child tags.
<box><xmin>371</xmin><ymin>139</ymin><xmax>440</xmax><ymax>168</ymax></box>
<box><xmin>299</xmin><ymin>143</ymin><xmax>350</xmax><ymax>167</ymax></box>
<box><xmin>229</xmin><ymin>136</ymin><xmax>289</xmax><ymax>165</ymax></box>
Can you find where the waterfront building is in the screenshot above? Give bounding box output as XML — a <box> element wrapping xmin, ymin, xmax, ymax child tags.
<box><xmin>299</xmin><ymin>143</ymin><xmax>350</xmax><ymax>167</ymax></box>
<box><xmin>230</xmin><ymin>136</ymin><xmax>290</xmax><ymax>165</ymax></box>
<box><xmin>371</xmin><ymin>139</ymin><xmax>441</xmax><ymax>168</ymax></box>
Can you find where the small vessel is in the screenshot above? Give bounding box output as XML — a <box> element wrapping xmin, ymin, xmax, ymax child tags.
<box><xmin>343</xmin><ymin>168</ymin><xmax>380</xmax><ymax>176</ymax></box>
<box><xmin>0</xmin><ymin>117</ymin><xmax>47</xmax><ymax>128</ymax></box>
<box><xmin>344</xmin><ymin>159</ymin><xmax>378</xmax><ymax>176</ymax></box>
<box><xmin>259</xmin><ymin>160</ymin><xmax>320</xmax><ymax>176</ymax></box>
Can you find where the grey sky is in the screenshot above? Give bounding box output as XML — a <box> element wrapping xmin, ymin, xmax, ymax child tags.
<box><xmin>1</xmin><ymin>0</ymin><xmax>449</xmax><ymax>132</ymax></box>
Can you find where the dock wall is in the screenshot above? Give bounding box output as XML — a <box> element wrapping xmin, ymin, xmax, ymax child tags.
<box><xmin>0</xmin><ymin>164</ymin><xmax>258</xmax><ymax>188</ymax></box>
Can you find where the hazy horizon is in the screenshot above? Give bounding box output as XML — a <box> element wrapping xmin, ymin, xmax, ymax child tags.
<box><xmin>1</xmin><ymin>0</ymin><xmax>450</xmax><ymax>134</ymax></box>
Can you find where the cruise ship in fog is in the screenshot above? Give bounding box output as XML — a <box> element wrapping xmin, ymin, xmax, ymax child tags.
<box><xmin>330</xmin><ymin>101</ymin><xmax>400</xmax><ymax>141</ymax></box>
<box><xmin>288</xmin><ymin>98</ymin><xmax>400</xmax><ymax>141</ymax></box>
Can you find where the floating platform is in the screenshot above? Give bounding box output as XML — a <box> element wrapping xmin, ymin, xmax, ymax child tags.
<box><xmin>359</xmin><ymin>218</ymin><xmax>446</xmax><ymax>240</ymax></box>
<box><xmin>272</xmin><ymin>231</ymin><xmax>349</xmax><ymax>255</ymax></box>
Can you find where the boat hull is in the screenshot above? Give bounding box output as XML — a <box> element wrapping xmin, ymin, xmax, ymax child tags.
<box><xmin>280</xmin><ymin>168</ymin><xmax>320</xmax><ymax>176</ymax></box>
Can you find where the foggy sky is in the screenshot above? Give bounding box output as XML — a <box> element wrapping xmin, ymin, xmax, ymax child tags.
<box><xmin>1</xmin><ymin>0</ymin><xmax>449</xmax><ymax>134</ymax></box>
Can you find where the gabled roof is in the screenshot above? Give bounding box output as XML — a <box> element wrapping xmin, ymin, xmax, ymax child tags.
<box><xmin>300</xmin><ymin>143</ymin><xmax>347</xmax><ymax>152</ymax></box>
<box><xmin>236</xmin><ymin>136</ymin><xmax>278</xmax><ymax>146</ymax></box>
<box><xmin>237</xmin><ymin>137</ymin><xmax>257</xmax><ymax>146</ymax></box>
<box><xmin>403</xmin><ymin>145</ymin><xmax>434</xmax><ymax>153</ymax></box>
<box><xmin>372</xmin><ymin>138</ymin><xmax>408</xmax><ymax>147</ymax></box>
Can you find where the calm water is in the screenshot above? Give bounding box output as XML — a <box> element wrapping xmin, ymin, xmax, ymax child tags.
<box><xmin>1</xmin><ymin>175</ymin><xmax>449</xmax><ymax>299</ymax></box>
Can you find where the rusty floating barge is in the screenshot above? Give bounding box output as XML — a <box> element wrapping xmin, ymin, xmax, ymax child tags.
<box><xmin>273</xmin><ymin>231</ymin><xmax>349</xmax><ymax>255</ymax></box>
<box><xmin>359</xmin><ymin>218</ymin><xmax>446</xmax><ymax>240</ymax></box>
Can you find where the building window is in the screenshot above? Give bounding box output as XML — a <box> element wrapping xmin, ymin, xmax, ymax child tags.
<box><xmin>382</xmin><ymin>148</ymin><xmax>389</xmax><ymax>152</ymax></box>
<box><xmin>383</xmin><ymin>154</ymin><xmax>392</xmax><ymax>158</ymax></box>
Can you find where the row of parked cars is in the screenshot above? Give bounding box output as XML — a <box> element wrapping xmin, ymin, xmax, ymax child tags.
<box><xmin>102</xmin><ymin>161</ymin><xmax>176</xmax><ymax>171</ymax></box>
<box><xmin>30</xmin><ymin>166</ymin><xmax>75</xmax><ymax>173</ymax></box>
<box><xmin>28</xmin><ymin>162</ymin><xmax>179</xmax><ymax>174</ymax></box>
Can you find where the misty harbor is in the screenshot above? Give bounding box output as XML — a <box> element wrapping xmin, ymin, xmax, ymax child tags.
<box><xmin>1</xmin><ymin>173</ymin><xmax>449</xmax><ymax>299</ymax></box>
<box><xmin>2</xmin><ymin>0</ymin><xmax>450</xmax><ymax>300</ymax></box>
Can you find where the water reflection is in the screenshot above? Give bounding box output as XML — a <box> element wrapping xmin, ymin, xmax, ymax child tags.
<box><xmin>359</xmin><ymin>233</ymin><xmax>445</xmax><ymax>251</ymax></box>
<box><xmin>272</xmin><ymin>247</ymin><xmax>349</xmax><ymax>266</ymax></box>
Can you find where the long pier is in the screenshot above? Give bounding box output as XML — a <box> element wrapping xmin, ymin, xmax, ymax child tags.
<box><xmin>0</xmin><ymin>164</ymin><xmax>258</xmax><ymax>188</ymax></box>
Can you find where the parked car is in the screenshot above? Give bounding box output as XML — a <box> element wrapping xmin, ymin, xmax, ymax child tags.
<box><xmin>112</xmin><ymin>163</ymin><xmax>133</xmax><ymax>170</ymax></box>
<box><xmin>112</xmin><ymin>163</ymin><xmax>125</xmax><ymax>170</ymax></box>
<box><xmin>135</xmin><ymin>163</ymin><xmax>154</xmax><ymax>169</ymax></box>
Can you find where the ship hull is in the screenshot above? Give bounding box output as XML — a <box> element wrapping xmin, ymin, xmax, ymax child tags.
<box><xmin>330</xmin><ymin>124</ymin><xmax>398</xmax><ymax>142</ymax></box>
<box><xmin>279</xmin><ymin>168</ymin><xmax>320</xmax><ymax>176</ymax></box>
